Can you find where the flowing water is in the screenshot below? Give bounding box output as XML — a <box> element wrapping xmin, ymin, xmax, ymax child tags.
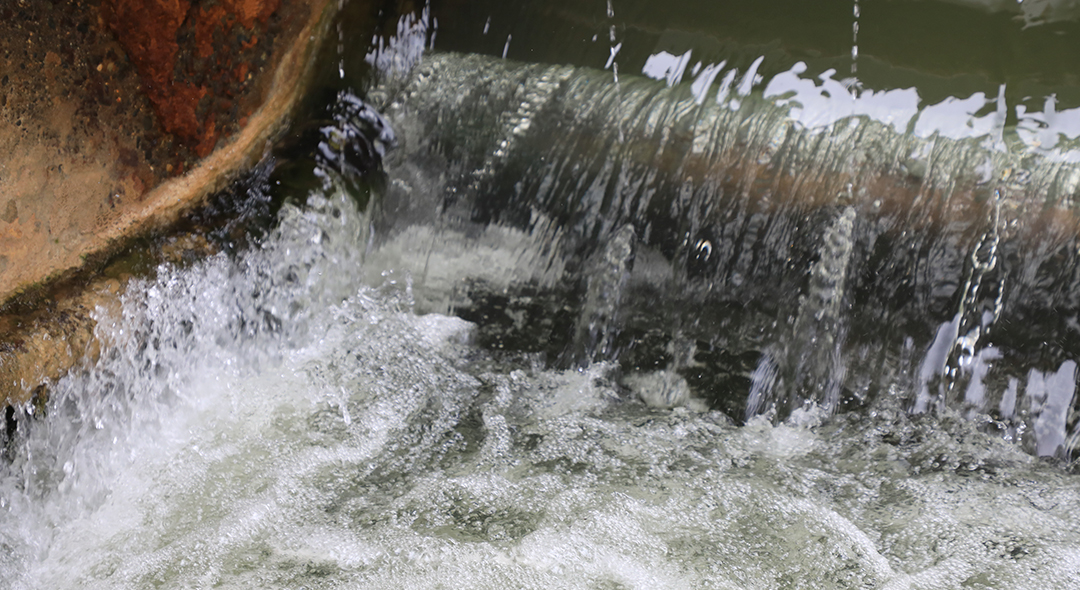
<box><xmin>7</xmin><ymin>1</ymin><xmax>1080</xmax><ymax>588</ymax></box>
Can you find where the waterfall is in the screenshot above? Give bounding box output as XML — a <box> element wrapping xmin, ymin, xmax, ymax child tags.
<box><xmin>5</xmin><ymin>2</ymin><xmax>1080</xmax><ymax>588</ymax></box>
<box><xmin>367</xmin><ymin>51</ymin><xmax>1080</xmax><ymax>446</ymax></box>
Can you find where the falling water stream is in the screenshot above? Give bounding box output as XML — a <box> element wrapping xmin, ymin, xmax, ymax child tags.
<box><xmin>7</xmin><ymin>1</ymin><xmax>1080</xmax><ymax>588</ymax></box>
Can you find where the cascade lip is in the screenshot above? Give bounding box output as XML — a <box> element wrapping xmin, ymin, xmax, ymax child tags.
<box><xmin>373</xmin><ymin>51</ymin><xmax>1080</xmax><ymax>274</ymax></box>
<box><xmin>0</xmin><ymin>0</ymin><xmax>339</xmax><ymax>406</ymax></box>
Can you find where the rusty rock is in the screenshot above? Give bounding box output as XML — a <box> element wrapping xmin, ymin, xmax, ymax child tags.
<box><xmin>0</xmin><ymin>0</ymin><xmax>339</xmax><ymax>405</ymax></box>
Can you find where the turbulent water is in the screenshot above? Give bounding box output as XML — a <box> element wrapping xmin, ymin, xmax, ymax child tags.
<box><xmin>7</xmin><ymin>1</ymin><xmax>1080</xmax><ymax>588</ymax></box>
<box><xmin>0</xmin><ymin>183</ymin><xmax>1075</xmax><ymax>589</ymax></box>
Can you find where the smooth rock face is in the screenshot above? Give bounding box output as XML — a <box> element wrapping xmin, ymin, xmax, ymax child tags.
<box><xmin>0</xmin><ymin>0</ymin><xmax>331</xmax><ymax>309</ymax></box>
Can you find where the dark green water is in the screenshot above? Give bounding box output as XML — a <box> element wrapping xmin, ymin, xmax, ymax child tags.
<box><xmin>430</xmin><ymin>0</ymin><xmax>1080</xmax><ymax>115</ymax></box>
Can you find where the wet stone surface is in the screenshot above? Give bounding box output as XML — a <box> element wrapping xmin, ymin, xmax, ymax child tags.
<box><xmin>0</xmin><ymin>0</ymin><xmax>338</xmax><ymax>405</ymax></box>
<box><xmin>0</xmin><ymin>0</ymin><xmax>315</xmax><ymax>310</ymax></box>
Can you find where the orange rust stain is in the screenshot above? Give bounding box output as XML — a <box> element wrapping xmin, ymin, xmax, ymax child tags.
<box><xmin>195</xmin><ymin>116</ymin><xmax>218</xmax><ymax>158</ymax></box>
<box><xmin>195</xmin><ymin>6</ymin><xmax>232</xmax><ymax>60</ymax></box>
<box><xmin>156</xmin><ymin>82</ymin><xmax>208</xmax><ymax>142</ymax></box>
<box><xmin>101</xmin><ymin>0</ymin><xmax>206</xmax><ymax>146</ymax></box>
<box><xmin>223</xmin><ymin>0</ymin><xmax>281</xmax><ymax>28</ymax></box>
<box><xmin>100</xmin><ymin>0</ymin><xmax>281</xmax><ymax>158</ymax></box>
<box><xmin>100</xmin><ymin>0</ymin><xmax>189</xmax><ymax>91</ymax></box>
<box><xmin>196</xmin><ymin>0</ymin><xmax>278</xmax><ymax>59</ymax></box>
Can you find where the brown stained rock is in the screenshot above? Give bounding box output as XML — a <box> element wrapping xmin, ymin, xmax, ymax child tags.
<box><xmin>0</xmin><ymin>229</ymin><xmax>217</xmax><ymax>407</ymax></box>
<box><xmin>0</xmin><ymin>278</ymin><xmax>123</xmax><ymax>402</ymax></box>
<box><xmin>0</xmin><ymin>0</ymin><xmax>332</xmax><ymax>305</ymax></box>
<box><xmin>0</xmin><ymin>0</ymin><xmax>338</xmax><ymax>405</ymax></box>
<box><xmin>102</xmin><ymin>0</ymin><xmax>285</xmax><ymax>156</ymax></box>
<box><xmin>99</xmin><ymin>0</ymin><xmax>189</xmax><ymax>93</ymax></box>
